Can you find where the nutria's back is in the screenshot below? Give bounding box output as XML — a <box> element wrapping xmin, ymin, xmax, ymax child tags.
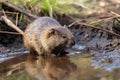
<box><xmin>24</xmin><ymin>17</ymin><xmax>75</xmax><ymax>56</ymax></box>
<box><xmin>25</xmin><ymin>17</ymin><xmax>61</xmax><ymax>33</ymax></box>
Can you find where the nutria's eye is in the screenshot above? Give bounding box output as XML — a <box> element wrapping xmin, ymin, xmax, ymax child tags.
<box><xmin>62</xmin><ymin>35</ymin><xmax>66</xmax><ymax>38</ymax></box>
<box><xmin>50</xmin><ymin>28</ymin><xmax>55</xmax><ymax>34</ymax></box>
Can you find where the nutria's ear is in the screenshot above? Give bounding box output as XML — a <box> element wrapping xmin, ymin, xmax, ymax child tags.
<box><xmin>50</xmin><ymin>28</ymin><xmax>57</xmax><ymax>35</ymax></box>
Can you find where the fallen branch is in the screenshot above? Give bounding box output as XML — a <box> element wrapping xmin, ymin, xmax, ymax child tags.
<box><xmin>69</xmin><ymin>19</ymin><xmax>120</xmax><ymax>37</ymax></box>
<box><xmin>89</xmin><ymin>16</ymin><xmax>120</xmax><ymax>25</ymax></box>
<box><xmin>0</xmin><ymin>16</ymin><xmax>24</xmax><ymax>35</ymax></box>
<box><xmin>69</xmin><ymin>16</ymin><xmax>120</xmax><ymax>27</ymax></box>
<box><xmin>78</xmin><ymin>23</ymin><xmax>120</xmax><ymax>37</ymax></box>
<box><xmin>1</xmin><ymin>1</ymin><xmax>39</xmax><ymax>19</ymax></box>
<box><xmin>111</xmin><ymin>11</ymin><xmax>120</xmax><ymax>17</ymax></box>
<box><xmin>0</xmin><ymin>30</ymin><xmax>21</xmax><ymax>35</ymax></box>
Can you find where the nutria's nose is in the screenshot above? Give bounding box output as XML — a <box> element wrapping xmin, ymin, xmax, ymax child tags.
<box><xmin>71</xmin><ymin>39</ymin><xmax>75</xmax><ymax>46</ymax></box>
<box><xmin>68</xmin><ymin>39</ymin><xmax>75</xmax><ymax>47</ymax></box>
<box><xmin>66</xmin><ymin>38</ymin><xmax>75</xmax><ymax>48</ymax></box>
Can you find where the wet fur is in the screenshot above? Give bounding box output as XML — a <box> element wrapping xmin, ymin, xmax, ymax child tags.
<box><xmin>24</xmin><ymin>17</ymin><xmax>74</xmax><ymax>55</ymax></box>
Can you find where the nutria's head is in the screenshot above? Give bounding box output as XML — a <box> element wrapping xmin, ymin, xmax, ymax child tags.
<box><xmin>41</xmin><ymin>26</ymin><xmax>75</xmax><ymax>54</ymax></box>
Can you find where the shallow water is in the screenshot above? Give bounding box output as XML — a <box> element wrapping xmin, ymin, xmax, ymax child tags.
<box><xmin>0</xmin><ymin>51</ymin><xmax>120</xmax><ymax>80</ymax></box>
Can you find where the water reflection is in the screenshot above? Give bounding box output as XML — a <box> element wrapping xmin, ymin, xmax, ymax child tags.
<box><xmin>25</xmin><ymin>54</ymin><xmax>77</xmax><ymax>80</ymax></box>
<box><xmin>1</xmin><ymin>52</ymin><xmax>120</xmax><ymax>80</ymax></box>
<box><xmin>0</xmin><ymin>54</ymin><xmax>28</xmax><ymax>76</ymax></box>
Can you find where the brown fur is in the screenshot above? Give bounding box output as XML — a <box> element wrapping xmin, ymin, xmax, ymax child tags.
<box><xmin>3</xmin><ymin>16</ymin><xmax>75</xmax><ymax>55</ymax></box>
<box><xmin>23</xmin><ymin>17</ymin><xmax>75</xmax><ymax>55</ymax></box>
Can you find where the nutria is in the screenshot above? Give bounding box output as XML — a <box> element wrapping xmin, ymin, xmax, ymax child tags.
<box><xmin>4</xmin><ymin>16</ymin><xmax>75</xmax><ymax>56</ymax></box>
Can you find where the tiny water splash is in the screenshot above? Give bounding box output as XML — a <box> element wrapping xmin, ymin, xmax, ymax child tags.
<box><xmin>72</xmin><ymin>44</ymin><xmax>86</xmax><ymax>50</ymax></box>
<box><xmin>67</xmin><ymin>44</ymin><xmax>86</xmax><ymax>56</ymax></box>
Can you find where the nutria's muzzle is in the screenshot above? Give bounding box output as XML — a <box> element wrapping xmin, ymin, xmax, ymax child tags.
<box><xmin>66</xmin><ymin>39</ymin><xmax>75</xmax><ymax>48</ymax></box>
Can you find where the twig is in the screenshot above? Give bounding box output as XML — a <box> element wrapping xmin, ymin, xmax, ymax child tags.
<box><xmin>1</xmin><ymin>1</ymin><xmax>39</xmax><ymax>19</ymax></box>
<box><xmin>69</xmin><ymin>15</ymin><xmax>120</xmax><ymax>37</ymax></box>
<box><xmin>16</xmin><ymin>13</ymin><xmax>18</xmax><ymax>26</ymax></box>
<box><xmin>68</xmin><ymin>19</ymin><xmax>82</xmax><ymax>27</ymax></box>
<box><xmin>0</xmin><ymin>11</ymin><xmax>18</xmax><ymax>14</ymax></box>
<box><xmin>89</xmin><ymin>16</ymin><xmax>120</xmax><ymax>25</ymax></box>
<box><xmin>2</xmin><ymin>9</ymin><xmax>7</xmax><ymax>17</ymax></box>
<box><xmin>1</xmin><ymin>16</ymin><xmax>24</xmax><ymax>35</ymax></box>
<box><xmin>0</xmin><ymin>30</ymin><xmax>21</xmax><ymax>35</ymax></box>
<box><xmin>69</xmin><ymin>16</ymin><xmax>120</xmax><ymax>27</ymax></box>
<box><xmin>111</xmin><ymin>11</ymin><xmax>120</xmax><ymax>17</ymax></box>
<box><xmin>77</xmin><ymin>23</ymin><xmax>120</xmax><ymax>37</ymax></box>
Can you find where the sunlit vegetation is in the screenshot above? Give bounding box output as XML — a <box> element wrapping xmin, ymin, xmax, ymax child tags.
<box><xmin>8</xmin><ymin>0</ymin><xmax>99</xmax><ymax>18</ymax></box>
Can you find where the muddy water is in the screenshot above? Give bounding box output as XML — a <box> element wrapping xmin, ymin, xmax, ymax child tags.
<box><xmin>0</xmin><ymin>52</ymin><xmax>120</xmax><ymax>80</ymax></box>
